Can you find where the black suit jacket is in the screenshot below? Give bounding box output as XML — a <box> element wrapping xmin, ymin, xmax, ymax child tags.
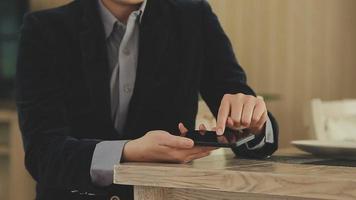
<box><xmin>16</xmin><ymin>0</ymin><xmax>278</xmax><ymax>199</ymax></box>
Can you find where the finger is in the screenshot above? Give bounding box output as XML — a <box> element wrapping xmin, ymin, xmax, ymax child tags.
<box><xmin>178</xmin><ymin>122</ymin><xmax>189</xmax><ymax>137</ymax></box>
<box><xmin>230</xmin><ymin>98</ymin><xmax>243</xmax><ymax>128</ymax></box>
<box><xmin>199</xmin><ymin>124</ymin><xmax>207</xmax><ymax>135</ymax></box>
<box><xmin>181</xmin><ymin>146</ymin><xmax>217</xmax><ymax>155</ymax></box>
<box><xmin>226</xmin><ymin>117</ymin><xmax>235</xmax><ymax>129</ymax></box>
<box><xmin>160</xmin><ymin>134</ymin><xmax>194</xmax><ymax>149</ymax></box>
<box><xmin>217</xmin><ymin>95</ymin><xmax>231</xmax><ymax>135</ymax></box>
<box><xmin>250</xmin><ymin>100</ymin><xmax>266</xmax><ymax>128</ymax></box>
<box><xmin>217</xmin><ymin>135</ymin><xmax>229</xmax><ymax>144</ymax></box>
<box><xmin>241</xmin><ymin>99</ymin><xmax>256</xmax><ymax>129</ymax></box>
<box><xmin>226</xmin><ymin>125</ymin><xmax>243</xmax><ymax>131</ymax></box>
<box><xmin>184</xmin><ymin>151</ymin><xmax>212</xmax><ymax>163</ymax></box>
<box><xmin>199</xmin><ymin>124</ymin><xmax>207</xmax><ymax>131</ymax></box>
<box><xmin>197</xmin><ymin>146</ymin><xmax>218</xmax><ymax>151</ymax></box>
<box><xmin>251</xmin><ymin>111</ymin><xmax>268</xmax><ymax>134</ymax></box>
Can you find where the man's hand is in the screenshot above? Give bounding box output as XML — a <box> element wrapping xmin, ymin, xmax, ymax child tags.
<box><xmin>122</xmin><ymin>124</ymin><xmax>216</xmax><ymax>163</ymax></box>
<box><xmin>216</xmin><ymin>93</ymin><xmax>268</xmax><ymax>135</ymax></box>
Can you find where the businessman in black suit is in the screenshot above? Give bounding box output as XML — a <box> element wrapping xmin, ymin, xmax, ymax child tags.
<box><xmin>16</xmin><ymin>0</ymin><xmax>278</xmax><ymax>199</ymax></box>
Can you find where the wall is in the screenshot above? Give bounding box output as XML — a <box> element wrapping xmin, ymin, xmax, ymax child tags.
<box><xmin>209</xmin><ymin>0</ymin><xmax>356</xmax><ymax>147</ymax></box>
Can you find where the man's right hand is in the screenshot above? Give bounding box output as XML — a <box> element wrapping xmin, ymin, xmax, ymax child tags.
<box><xmin>122</xmin><ymin>127</ymin><xmax>216</xmax><ymax>163</ymax></box>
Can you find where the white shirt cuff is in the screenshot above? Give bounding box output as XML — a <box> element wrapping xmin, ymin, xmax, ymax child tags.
<box><xmin>90</xmin><ymin>140</ymin><xmax>129</xmax><ymax>186</ymax></box>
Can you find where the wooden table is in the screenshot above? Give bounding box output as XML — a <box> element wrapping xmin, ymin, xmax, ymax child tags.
<box><xmin>114</xmin><ymin>148</ymin><xmax>356</xmax><ymax>200</ymax></box>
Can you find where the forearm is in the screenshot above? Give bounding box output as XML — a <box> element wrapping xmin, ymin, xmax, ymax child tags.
<box><xmin>24</xmin><ymin>133</ymin><xmax>100</xmax><ymax>191</ymax></box>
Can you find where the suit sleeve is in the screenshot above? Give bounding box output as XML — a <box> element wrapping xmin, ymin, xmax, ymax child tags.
<box><xmin>16</xmin><ymin>13</ymin><xmax>102</xmax><ymax>194</ymax></box>
<box><xmin>199</xmin><ymin>0</ymin><xmax>278</xmax><ymax>158</ymax></box>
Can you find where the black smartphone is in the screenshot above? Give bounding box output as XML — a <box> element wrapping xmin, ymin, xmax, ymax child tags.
<box><xmin>185</xmin><ymin>129</ymin><xmax>255</xmax><ymax>148</ymax></box>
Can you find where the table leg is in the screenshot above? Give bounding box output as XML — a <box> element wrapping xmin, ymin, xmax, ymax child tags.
<box><xmin>134</xmin><ymin>186</ymin><xmax>168</xmax><ymax>200</ymax></box>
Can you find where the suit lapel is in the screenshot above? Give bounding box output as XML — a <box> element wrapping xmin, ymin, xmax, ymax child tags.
<box><xmin>77</xmin><ymin>0</ymin><xmax>174</xmax><ymax>138</ymax></box>
<box><xmin>125</xmin><ymin>0</ymin><xmax>174</xmax><ymax>136</ymax></box>
<box><xmin>136</xmin><ymin>0</ymin><xmax>173</xmax><ymax>89</ymax></box>
<box><xmin>79</xmin><ymin>0</ymin><xmax>116</xmax><ymax>138</ymax></box>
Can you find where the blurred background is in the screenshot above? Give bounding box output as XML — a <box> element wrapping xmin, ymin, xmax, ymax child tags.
<box><xmin>0</xmin><ymin>0</ymin><xmax>356</xmax><ymax>199</ymax></box>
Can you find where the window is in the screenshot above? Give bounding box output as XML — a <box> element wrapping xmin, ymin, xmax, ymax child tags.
<box><xmin>0</xmin><ymin>0</ymin><xmax>28</xmax><ymax>99</ymax></box>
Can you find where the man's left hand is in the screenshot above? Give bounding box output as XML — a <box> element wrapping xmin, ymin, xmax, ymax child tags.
<box><xmin>216</xmin><ymin>93</ymin><xmax>268</xmax><ymax>135</ymax></box>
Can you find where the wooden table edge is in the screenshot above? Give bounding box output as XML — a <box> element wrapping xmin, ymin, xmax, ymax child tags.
<box><xmin>114</xmin><ymin>164</ymin><xmax>356</xmax><ymax>200</ymax></box>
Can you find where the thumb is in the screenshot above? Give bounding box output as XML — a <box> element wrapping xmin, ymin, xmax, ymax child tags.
<box><xmin>178</xmin><ymin>122</ymin><xmax>189</xmax><ymax>137</ymax></box>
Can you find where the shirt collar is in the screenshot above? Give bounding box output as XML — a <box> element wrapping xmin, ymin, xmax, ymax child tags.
<box><xmin>98</xmin><ymin>0</ymin><xmax>147</xmax><ymax>39</ymax></box>
<box><xmin>138</xmin><ymin>0</ymin><xmax>147</xmax><ymax>22</ymax></box>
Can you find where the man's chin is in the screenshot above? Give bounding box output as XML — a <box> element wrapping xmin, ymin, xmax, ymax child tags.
<box><xmin>110</xmin><ymin>0</ymin><xmax>145</xmax><ymax>6</ymax></box>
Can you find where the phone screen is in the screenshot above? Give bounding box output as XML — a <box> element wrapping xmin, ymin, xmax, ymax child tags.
<box><xmin>185</xmin><ymin>129</ymin><xmax>255</xmax><ymax>148</ymax></box>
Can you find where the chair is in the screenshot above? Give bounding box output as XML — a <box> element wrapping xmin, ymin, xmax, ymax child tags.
<box><xmin>310</xmin><ymin>99</ymin><xmax>356</xmax><ymax>141</ymax></box>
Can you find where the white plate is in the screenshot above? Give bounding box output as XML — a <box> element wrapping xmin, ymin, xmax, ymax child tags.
<box><xmin>292</xmin><ymin>140</ymin><xmax>356</xmax><ymax>160</ymax></box>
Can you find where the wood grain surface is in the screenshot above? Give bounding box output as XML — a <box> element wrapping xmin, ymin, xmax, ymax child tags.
<box><xmin>115</xmin><ymin>149</ymin><xmax>356</xmax><ymax>200</ymax></box>
<box><xmin>134</xmin><ymin>186</ymin><xmax>168</xmax><ymax>200</ymax></box>
<box><xmin>137</xmin><ymin>187</ymin><xmax>317</xmax><ymax>200</ymax></box>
